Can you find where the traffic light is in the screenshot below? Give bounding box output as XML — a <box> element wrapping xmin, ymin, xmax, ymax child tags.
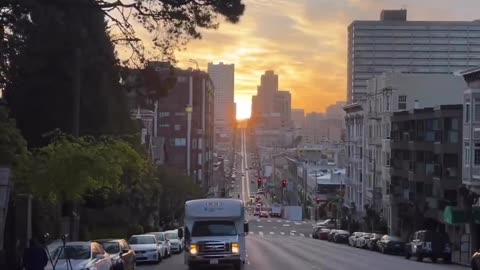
<box><xmin>316</xmin><ymin>197</ymin><xmax>321</xmax><ymax>204</ymax></box>
<box><xmin>257</xmin><ymin>177</ymin><xmax>262</xmax><ymax>189</ymax></box>
<box><xmin>281</xmin><ymin>180</ymin><xmax>287</xmax><ymax>188</ymax></box>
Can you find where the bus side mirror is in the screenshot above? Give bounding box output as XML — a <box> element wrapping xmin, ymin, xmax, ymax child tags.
<box><xmin>178</xmin><ymin>228</ymin><xmax>184</xmax><ymax>239</ymax></box>
<box><xmin>244</xmin><ymin>222</ymin><xmax>249</xmax><ymax>233</ymax></box>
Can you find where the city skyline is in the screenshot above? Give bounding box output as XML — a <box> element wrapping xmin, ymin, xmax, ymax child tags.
<box><xmin>171</xmin><ymin>0</ymin><xmax>480</xmax><ymax>119</ymax></box>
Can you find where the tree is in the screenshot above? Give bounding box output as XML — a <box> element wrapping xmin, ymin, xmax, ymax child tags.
<box><xmin>26</xmin><ymin>134</ymin><xmax>147</xmax><ymax>203</ymax></box>
<box><xmin>4</xmin><ymin>1</ymin><xmax>135</xmax><ymax>147</ymax></box>
<box><xmin>0</xmin><ymin>106</ymin><xmax>30</xmax><ymax>170</ymax></box>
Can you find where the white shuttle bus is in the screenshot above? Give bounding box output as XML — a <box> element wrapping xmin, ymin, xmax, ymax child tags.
<box><xmin>179</xmin><ymin>198</ymin><xmax>248</xmax><ymax>270</ymax></box>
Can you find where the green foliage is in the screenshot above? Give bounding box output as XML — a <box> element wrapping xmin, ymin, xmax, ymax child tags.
<box><xmin>0</xmin><ymin>106</ymin><xmax>29</xmax><ymax>167</ymax></box>
<box><xmin>26</xmin><ymin>134</ymin><xmax>147</xmax><ymax>203</ymax></box>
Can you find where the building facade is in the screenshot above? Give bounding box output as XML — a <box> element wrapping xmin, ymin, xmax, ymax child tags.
<box><xmin>390</xmin><ymin>105</ymin><xmax>463</xmax><ymax>237</ymax></box>
<box><xmin>208</xmin><ymin>62</ymin><xmax>235</xmax><ymax>149</ymax></box>
<box><xmin>364</xmin><ymin>73</ymin><xmax>466</xmax><ymax>233</ymax></box>
<box><xmin>347</xmin><ymin>9</ymin><xmax>480</xmax><ymax>103</ymax></box>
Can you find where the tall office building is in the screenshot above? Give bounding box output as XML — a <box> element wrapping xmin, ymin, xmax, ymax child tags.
<box><xmin>291</xmin><ymin>109</ymin><xmax>305</xmax><ymax>129</ymax></box>
<box><xmin>251</xmin><ymin>70</ymin><xmax>292</xmax><ymax>129</ymax></box>
<box><xmin>208</xmin><ymin>62</ymin><xmax>235</xmax><ymax>147</ymax></box>
<box><xmin>347</xmin><ymin>9</ymin><xmax>480</xmax><ymax>103</ymax></box>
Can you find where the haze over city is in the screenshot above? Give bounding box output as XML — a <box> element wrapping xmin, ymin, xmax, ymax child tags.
<box><xmin>174</xmin><ymin>0</ymin><xmax>480</xmax><ymax>119</ymax></box>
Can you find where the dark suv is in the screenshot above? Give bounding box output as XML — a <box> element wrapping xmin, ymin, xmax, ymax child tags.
<box><xmin>404</xmin><ymin>230</ymin><xmax>451</xmax><ymax>263</ymax></box>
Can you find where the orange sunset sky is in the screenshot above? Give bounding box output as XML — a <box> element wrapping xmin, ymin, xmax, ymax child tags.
<box><xmin>167</xmin><ymin>0</ymin><xmax>480</xmax><ymax>119</ymax></box>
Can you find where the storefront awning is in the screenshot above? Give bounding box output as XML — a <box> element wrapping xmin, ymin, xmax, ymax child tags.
<box><xmin>443</xmin><ymin>206</ymin><xmax>480</xmax><ymax>225</ymax></box>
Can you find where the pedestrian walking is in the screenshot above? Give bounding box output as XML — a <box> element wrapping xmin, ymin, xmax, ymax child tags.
<box><xmin>23</xmin><ymin>238</ymin><xmax>48</xmax><ymax>270</ymax></box>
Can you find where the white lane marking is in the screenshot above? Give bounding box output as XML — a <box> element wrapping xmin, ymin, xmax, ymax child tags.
<box><xmin>290</xmin><ymin>230</ymin><xmax>296</xmax><ymax>233</ymax></box>
<box><xmin>282</xmin><ymin>224</ymin><xmax>290</xmax><ymax>227</ymax></box>
<box><xmin>280</xmin><ymin>232</ymin><xmax>285</xmax><ymax>235</ymax></box>
<box><xmin>309</xmin><ymin>234</ymin><xmax>313</xmax><ymax>238</ymax></box>
<box><xmin>285</xmin><ymin>220</ymin><xmax>290</xmax><ymax>223</ymax></box>
<box><xmin>300</xmin><ymin>233</ymin><xmax>305</xmax><ymax>237</ymax></box>
<box><xmin>294</xmin><ymin>222</ymin><xmax>302</xmax><ymax>225</ymax></box>
<box><xmin>303</xmin><ymin>221</ymin><xmax>307</xmax><ymax>224</ymax></box>
<box><xmin>290</xmin><ymin>232</ymin><xmax>295</xmax><ymax>236</ymax></box>
<box><xmin>257</xmin><ymin>225</ymin><xmax>263</xmax><ymax>228</ymax></box>
<box><xmin>259</xmin><ymin>231</ymin><xmax>264</xmax><ymax>236</ymax></box>
<box><xmin>249</xmin><ymin>232</ymin><xmax>254</xmax><ymax>235</ymax></box>
<box><xmin>277</xmin><ymin>220</ymin><xmax>281</xmax><ymax>223</ymax></box>
<box><xmin>267</xmin><ymin>220</ymin><xmax>272</xmax><ymax>222</ymax></box>
<box><xmin>269</xmin><ymin>232</ymin><xmax>274</xmax><ymax>235</ymax></box>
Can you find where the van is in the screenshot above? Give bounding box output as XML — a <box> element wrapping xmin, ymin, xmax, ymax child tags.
<box><xmin>179</xmin><ymin>198</ymin><xmax>248</xmax><ymax>270</ymax></box>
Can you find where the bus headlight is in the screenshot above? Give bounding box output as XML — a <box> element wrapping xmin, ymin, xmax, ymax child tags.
<box><xmin>232</xmin><ymin>243</ymin><xmax>239</xmax><ymax>254</ymax></box>
<box><xmin>190</xmin><ymin>244</ymin><xmax>198</xmax><ymax>255</ymax></box>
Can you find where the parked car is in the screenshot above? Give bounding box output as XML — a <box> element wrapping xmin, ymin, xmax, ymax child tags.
<box><xmin>129</xmin><ymin>234</ymin><xmax>163</xmax><ymax>263</ymax></box>
<box><xmin>259</xmin><ymin>211</ymin><xmax>269</xmax><ymax>218</ymax></box>
<box><xmin>472</xmin><ymin>250</ymin><xmax>480</xmax><ymax>270</ymax></box>
<box><xmin>164</xmin><ymin>230</ymin><xmax>183</xmax><ymax>254</ymax></box>
<box><xmin>316</xmin><ymin>219</ymin><xmax>336</xmax><ymax>229</ymax></box>
<box><xmin>348</xmin><ymin>232</ymin><xmax>364</xmax><ymax>246</ymax></box>
<box><xmin>95</xmin><ymin>239</ymin><xmax>136</xmax><ymax>270</ymax></box>
<box><xmin>312</xmin><ymin>226</ymin><xmax>323</xmax><ymax>239</ymax></box>
<box><xmin>366</xmin><ymin>233</ymin><xmax>383</xmax><ymax>251</ymax></box>
<box><xmin>318</xmin><ymin>229</ymin><xmax>331</xmax><ymax>240</ymax></box>
<box><xmin>145</xmin><ymin>232</ymin><xmax>171</xmax><ymax>258</ymax></box>
<box><xmin>377</xmin><ymin>235</ymin><xmax>404</xmax><ymax>254</ymax></box>
<box><xmin>333</xmin><ymin>230</ymin><xmax>350</xmax><ymax>244</ymax></box>
<box><xmin>355</xmin><ymin>233</ymin><xmax>372</xmax><ymax>249</ymax></box>
<box><xmin>404</xmin><ymin>230</ymin><xmax>451</xmax><ymax>263</ymax></box>
<box><xmin>46</xmin><ymin>241</ymin><xmax>113</xmax><ymax>270</ymax></box>
<box><xmin>327</xmin><ymin>230</ymin><xmax>339</xmax><ymax>242</ymax></box>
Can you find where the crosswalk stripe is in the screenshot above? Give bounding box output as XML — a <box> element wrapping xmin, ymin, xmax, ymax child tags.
<box><xmin>277</xmin><ymin>220</ymin><xmax>281</xmax><ymax>223</ymax></box>
<box><xmin>309</xmin><ymin>234</ymin><xmax>313</xmax><ymax>238</ymax></box>
<box><xmin>300</xmin><ymin>233</ymin><xmax>305</xmax><ymax>237</ymax></box>
<box><xmin>280</xmin><ymin>232</ymin><xmax>285</xmax><ymax>235</ymax></box>
<box><xmin>290</xmin><ymin>232</ymin><xmax>295</xmax><ymax>236</ymax></box>
<box><xmin>269</xmin><ymin>232</ymin><xmax>274</xmax><ymax>235</ymax></box>
<box><xmin>282</xmin><ymin>224</ymin><xmax>290</xmax><ymax>227</ymax></box>
<box><xmin>259</xmin><ymin>231</ymin><xmax>264</xmax><ymax>236</ymax></box>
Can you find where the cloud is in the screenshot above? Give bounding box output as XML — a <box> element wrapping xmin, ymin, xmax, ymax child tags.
<box><xmin>168</xmin><ymin>0</ymin><xmax>480</xmax><ymax>119</ymax></box>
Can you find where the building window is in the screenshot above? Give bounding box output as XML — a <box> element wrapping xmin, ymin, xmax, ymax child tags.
<box><xmin>398</xmin><ymin>95</ymin><xmax>407</xmax><ymax>110</ymax></box>
<box><xmin>475</xmin><ymin>143</ymin><xmax>480</xmax><ymax>166</ymax></box>
<box><xmin>159</xmin><ymin>112</ymin><xmax>170</xmax><ymax>117</ymax></box>
<box><xmin>175</xmin><ymin>138</ymin><xmax>186</xmax><ymax>146</ymax></box>
<box><xmin>385</xmin><ymin>152</ymin><xmax>391</xmax><ymax>167</ymax></box>
<box><xmin>159</xmin><ymin>124</ymin><xmax>170</xmax><ymax>128</ymax></box>
<box><xmin>466</xmin><ymin>142</ymin><xmax>470</xmax><ymax>166</ymax></box>
<box><xmin>198</xmin><ymin>153</ymin><xmax>202</xmax><ymax>165</ymax></box>
<box><xmin>198</xmin><ymin>138</ymin><xmax>203</xmax><ymax>149</ymax></box>
<box><xmin>192</xmin><ymin>139</ymin><xmax>197</xmax><ymax>149</ymax></box>
<box><xmin>386</xmin><ymin>95</ymin><xmax>391</xmax><ymax>111</ymax></box>
<box><xmin>475</xmin><ymin>99</ymin><xmax>480</xmax><ymax>122</ymax></box>
<box><xmin>174</xmin><ymin>124</ymin><xmax>181</xmax><ymax>131</ymax></box>
<box><xmin>175</xmin><ymin>112</ymin><xmax>186</xmax><ymax>116</ymax></box>
<box><xmin>425</xmin><ymin>183</ymin><xmax>433</xmax><ymax>197</ymax></box>
<box><xmin>466</xmin><ymin>101</ymin><xmax>471</xmax><ymax>123</ymax></box>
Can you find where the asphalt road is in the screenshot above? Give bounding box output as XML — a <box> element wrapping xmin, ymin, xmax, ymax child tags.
<box><xmin>137</xmin><ymin>233</ymin><xmax>468</xmax><ymax>270</ymax></box>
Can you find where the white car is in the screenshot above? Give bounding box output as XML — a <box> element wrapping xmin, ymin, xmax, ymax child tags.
<box><xmin>146</xmin><ymin>232</ymin><xmax>171</xmax><ymax>257</ymax></box>
<box><xmin>46</xmin><ymin>241</ymin><xmax>113</xmax><ymax>270</ymax></box>
<box><xmin>164</xmin><ymin>230</ymin><xmax>183</xmax><ymax>253</ymax></box>
<box><xmin>129</xmin><ymin>234</ymin><xmax>163</xmax><ymax>263</ymax></box>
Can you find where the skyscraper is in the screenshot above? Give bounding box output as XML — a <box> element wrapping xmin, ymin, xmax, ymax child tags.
<box><xmin>208</xmin><ymin>62</ymin><xmax>235</xmax><ymax>146</ymax></box>
<box><xmin>347</xmin><ymin>9</ymin><xmax>480</xmax><ymax>103</ymax></box>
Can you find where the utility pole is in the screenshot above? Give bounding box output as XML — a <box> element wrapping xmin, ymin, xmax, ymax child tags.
<box><xmin>201</xmin><ymin>78</ymin><xmax>206</xmax><ymax>190</ymax></box>
<box><xmin>186</xmin><ymin>76</ymin><xmax>193</xmax><ymax>176</ymax></box>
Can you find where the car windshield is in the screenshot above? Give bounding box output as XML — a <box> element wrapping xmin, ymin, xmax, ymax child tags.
<box><xmin>129</xmin><ymin>236</ymin><xmax>156</xmax><ymax>244</ymax></box>
<box><xmin>386</xmin><ymin>236</ymin><xmax>401</xmax><ymax>242</ymax></box>
<box><xmin>100</xmin><ymin>242</ymin><xmax>120</xmax><ymax>254</ymax></box>
<box><xmin>54</xmin><ymin>245</ymin><xmax>91</xmax><ymax>260</ymax></box>
<box><xmin>165</xmin><ymin>232</ymin><xmax>178</xmax><ymax>240</ymax></box>
<box><xmin>147</xmin><ymin>233</ymin><xmax>164</xmax><ymax>241</ymax></box>
<box><xmin>192</xmin><ymin>220</ymin><xmax>237</xmax><ymax>237</ymax></box>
